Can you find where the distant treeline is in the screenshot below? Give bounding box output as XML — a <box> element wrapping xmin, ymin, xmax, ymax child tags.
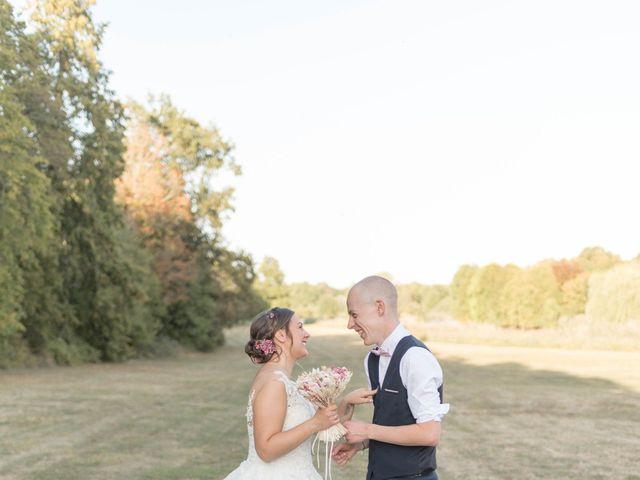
<box><xmin>258</xmin><ymin>247</ymin><xmax>640</xmax><ymax>330</ymax></box>
<box><xmin>0</xmin><ymin>1</ymin><xmax>265</xmax><ymax>367</ymax></box>
<box><xmin>449</xmin><ymin>247</ymin><xmax>640</xmax><ymax>328</ymax></box>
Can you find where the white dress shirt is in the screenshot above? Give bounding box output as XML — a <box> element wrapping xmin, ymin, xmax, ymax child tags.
<box><xmin>364</xmin><ymin>324</ymin><xmax>450</xmax><ymax>423</ymax></box>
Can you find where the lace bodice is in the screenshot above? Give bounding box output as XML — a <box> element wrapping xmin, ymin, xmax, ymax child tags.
<box><xmin>224</xmin><ymin>371</ymin><xmax>321</xmax><ymax>479</ymax></box>
<box><xmin>246</xmin><ymin>371</ymin><xmax>316</xmax><ymax>458</ymax></box>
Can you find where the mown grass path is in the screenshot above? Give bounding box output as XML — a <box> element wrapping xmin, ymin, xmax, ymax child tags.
<box><xmin>1</xmin><ymin>320</ymin><xmax>638</xmax><ymax>479</ymax></box>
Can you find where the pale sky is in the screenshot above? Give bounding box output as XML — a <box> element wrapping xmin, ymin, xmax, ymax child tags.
<box><xmin>13</xmin><ymin>0</ymin><xmax>640</xmax><ymax>287</ymax></box>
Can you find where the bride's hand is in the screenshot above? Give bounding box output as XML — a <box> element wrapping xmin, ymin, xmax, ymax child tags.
<box><xmin>312</xmin><ymin>404</ymin><xmax>340</xmax><ymax>431</ymax></box>
<box><xmin>344</xmin><ymin>387</ymin><xmax>378</xmax><ymax>405</ymax></box>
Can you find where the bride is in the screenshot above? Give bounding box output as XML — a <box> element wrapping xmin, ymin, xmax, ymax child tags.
<box><xmin>223</xmin><ymin>307</ymin><xmax>340</xmax><ymax>479</ymax></box>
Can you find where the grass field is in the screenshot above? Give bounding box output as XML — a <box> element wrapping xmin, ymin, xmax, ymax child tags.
<box><xmin>1</xmin><ymin>319</ymin><xmax>639</xmax><ymax>480</ymax></box>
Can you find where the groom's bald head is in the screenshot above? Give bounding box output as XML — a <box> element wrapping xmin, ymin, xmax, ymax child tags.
<box><xmin>348</xmin><ymin>275</ymin><xmax>398</xmax><ymax>316</ymax></box>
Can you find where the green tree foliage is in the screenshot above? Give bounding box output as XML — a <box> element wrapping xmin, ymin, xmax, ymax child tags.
<box><xmin>210</xmin><ymin>248</ymin><xmax>266</xmax><ymax>325</ymax></box>
<box><xmin>499</xmin><ymin>262</ymin><xmax>562</xmax><ymax>328</ymax></box>
<box><xmin>255</xmin><ymin>256</ymin><xmax>291</xmax><ymax>308</ymax></box>
<box><xmin>586</xmin><ymin>263</ymin><xmax>640</xmax><ymax>324</ymax></box>
<box><xmin>1</xmin><ymin>1</ymin><xmax>262</xmax><ymax>366</ymax></box>
<box><xmin>1</xmin><ymin>0</ymin><xmax>85</xmax><ymax>364</ymax></box>
<box><xmin>467</xmin><ymin>263</ymin><xmax>520</xmax><ymax>325</ymax></box>
<box><xmin>287</xmin><ymin>282</ymin><xmax>343</xmax><ymax>320</ymax></box>
<box><xmin>0</xmin><ymin>1</ymin><xmax>55</xmax><ymax>360</ymax></box>
<box><xmin>21</xmin><ymin>0</ymin><xmax>162</xmax><ymax>362</ymax></box>
<box><xmin>576</xmin><ymin>246</ymin><xmax>621</xmax><ymax>273</ymax></box>
<box><xmin>142</xmin><ymin>94</ymin><xmax>240</xmax><ymax>231</ymax></box>
<box><xmin>450</xmin><ymin>265</ymin><xmax>478</xmax><ymax>321</ymax></box>
<box><xmin>397</xmin><ymin>283</ymin><xmax>450</xmax><ymax>321</ymax></box>
<box><xmin>448</xmin><ymin>249</ymin><xmax>626</xmax><ymax>328</ymax></box>
<box><xmin>455</xmin><ymin>258</ymin><xmax>592</xmax><ymax>329</ymax></box>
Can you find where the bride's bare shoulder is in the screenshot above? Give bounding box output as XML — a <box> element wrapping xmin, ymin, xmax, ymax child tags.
<box><xmin>251</xmin><ymin>370</ymin><xmax>288</xmax><ymax>399</ymax></box>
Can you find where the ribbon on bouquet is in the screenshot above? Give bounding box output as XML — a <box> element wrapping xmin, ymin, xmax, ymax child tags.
<box><xmin>312</xmin><ymin>434</ymin><xmax>334</xmax><ymax>480</ymax></box>
<box><xmin>312</xmin><ymin>422</ymin><xmax>348</xmax><ymax>480</ymax></box>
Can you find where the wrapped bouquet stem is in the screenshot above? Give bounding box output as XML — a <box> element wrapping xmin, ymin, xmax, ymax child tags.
<box><xmin>297</xmin><ymin>366</ymin><xmax>352</xmax><ymax>480</ymax></box>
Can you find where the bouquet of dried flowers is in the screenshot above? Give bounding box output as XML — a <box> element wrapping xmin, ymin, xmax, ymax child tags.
<box><xmin>296</xmin><ymin>366</ymin><xmax>352</xmax><ymax>480</ymax></box>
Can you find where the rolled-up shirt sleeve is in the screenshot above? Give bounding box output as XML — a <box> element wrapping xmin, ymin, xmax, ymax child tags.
<box><xmin>401</xmin><ymin>347</ymin><xmax>450</xmax><ymax>423</ymax></box>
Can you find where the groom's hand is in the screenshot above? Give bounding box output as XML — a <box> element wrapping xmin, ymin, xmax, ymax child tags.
<box><xmin>331</xmin><ymin>442</ymin><xmax>360</xmax><ymax>466</ymax></box>
<box><xmin>343</xmin><ymin>419</ymin><xmax>372</xmax><ymax>443</ymax></box>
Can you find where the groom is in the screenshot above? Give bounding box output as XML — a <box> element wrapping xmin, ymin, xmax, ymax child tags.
<box><xmin>332</xmin><ymin>276</ymin><xmax>449</xmax><ymax>480</ymax></box>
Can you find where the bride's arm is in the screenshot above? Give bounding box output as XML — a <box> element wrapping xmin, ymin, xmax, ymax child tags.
<box><xmin>253</xmin><ymin>380</ymin><xmax>339</xmax><ymax>462</ymax></box>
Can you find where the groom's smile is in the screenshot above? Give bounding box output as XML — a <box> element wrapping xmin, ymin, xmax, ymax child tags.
<box><xmin>346</xmin><ymin>289</ymin><xmax>386</xmax><ymax>347</ymax></box>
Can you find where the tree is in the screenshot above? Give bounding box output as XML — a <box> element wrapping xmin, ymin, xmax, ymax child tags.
<box><xmin>450</xmin><ymin>265</ymin><xmax>478</xmax><ymax>321</ymax></box>
<box><xmin>256</xmin><ymin>257</ymin><xmax>290</xmax><ymax>308</ymax></box>
<box><xmin>467</xmin><ymin>263</ymin><xmax>520</xmax><ymax>324</ymax></box>
<box><xmin>116</xmin><ymin>116</ymin><xmax>196</xmax><ymax>307</ymax></box>
<box><xmin>576</xmin><ymin>247</ymin><xmax>620</xmax><ymax>273</ymax></box>
<box><xmin>118</xmin><ymin>100</ymin><xmax>263</xmax><ymax>349</ymax></box>
<box><xmin>500</xmin><ymin>262</ymin><xmax>562</xmax><ymax>328</ymax></box>
<box><xmin>550</xmin><ymin>259</ymin><xmax>588</xmax><ymax>317</ymax></box>
<box><xmin>586</xmin><ymin>263</ymin><xmax>640</xmax><ymax>324</ymax></box>
<box><xmin>287</xmin><ymin>282</ymin><xmax>343</xmax><ymax>320</ymax></box>
<box><xmin>397</xmin><ymin>283</ymin><xmax>450</xmax><ymax>321</ymax></box>
<box><xmin>21</xmin><ymin>0</ymin><xmax>160</xmax><ymax>361</ymax></box>
<box><xmin>142</xmin><ymin>94</ymin><xmax>240</xmax><ymax>232</ymax></box>
<box><xmin>209</xmin><ymin>248</ymin><xmax>267</xmax><ymax>325</ymax></box>
<box><xmin>559</xmin><ymin>272</ymin><xmax>589</xmax><ymax>317</ymax></box>
<box><xmin>1</xmin><ymin>0</ymin><xmax>259</xmax><ymax>365</ymax></box>
<box><xmin>0</xmin><ymin>1</ymin><xmax>55</xmax><ymax>361</ymax></box>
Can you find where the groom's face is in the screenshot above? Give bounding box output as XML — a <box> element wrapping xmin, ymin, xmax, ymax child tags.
<box><xmin>346</xmin><ymin>290</ymin><xmax>382</xmax><ymax>346</ymax></box>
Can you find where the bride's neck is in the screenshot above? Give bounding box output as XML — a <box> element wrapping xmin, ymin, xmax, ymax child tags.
<box><xmin>263</xmin><ymin>355</ymin><xmax>295</xmax><ymax>377</ymax></box>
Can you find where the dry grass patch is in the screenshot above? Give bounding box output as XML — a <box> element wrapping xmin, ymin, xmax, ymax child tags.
<box><xmin>1</xmin><ymin>319</ymin><xmax>638</xmax><ymax>479</ymax></box>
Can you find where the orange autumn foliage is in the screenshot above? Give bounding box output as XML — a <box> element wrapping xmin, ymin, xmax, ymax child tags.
<box><xmin>116</xmin><ymin>120</ymin><xmax>196</xmax><ymax>305</ymax></box>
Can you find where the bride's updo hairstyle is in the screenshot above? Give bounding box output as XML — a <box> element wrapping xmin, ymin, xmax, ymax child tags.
<box><xmin>245</xmin><ymin>307</ymin><xmax>295</xmax><ymax>364</ymax></box>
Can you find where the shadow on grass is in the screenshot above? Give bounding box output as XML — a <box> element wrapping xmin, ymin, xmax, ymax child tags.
<box><xmin>437</xmin><ymin>357</ymin><xmax>640</xmax><ymax>480</ymax></box>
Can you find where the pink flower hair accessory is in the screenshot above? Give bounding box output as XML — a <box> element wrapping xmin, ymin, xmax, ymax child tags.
<box><xmin>255</xmin><ymin>339</ymin><xmax>276</xmax><ymax>356</ymax></box>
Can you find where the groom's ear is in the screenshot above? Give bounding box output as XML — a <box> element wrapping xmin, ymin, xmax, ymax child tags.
<box><xmin>375</xmin><ymin>299</ymin><xmax>386</xmax><ymax>316</ymax></box>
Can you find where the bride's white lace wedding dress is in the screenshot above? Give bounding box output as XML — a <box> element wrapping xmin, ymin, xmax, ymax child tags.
<box><xmin>224</xmin><ymin>371</ymin><xmax>322</xmax><ymax>479</ymax></box>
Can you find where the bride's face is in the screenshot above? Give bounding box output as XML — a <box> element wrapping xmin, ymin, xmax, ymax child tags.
<box><xmin>287</xmin><ymin>315</ymin><xmax>310</xmax><ymax>360</ymax></box>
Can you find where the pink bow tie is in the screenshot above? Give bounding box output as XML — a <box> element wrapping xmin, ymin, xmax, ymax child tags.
<box><xmin>371</xmin><ymin>345</ymin><xmax>390</xmax><ymax>357</ymax></box>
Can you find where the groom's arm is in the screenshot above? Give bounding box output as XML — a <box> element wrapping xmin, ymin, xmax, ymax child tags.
<box><xmin>343</xmin><ymin>347</ymin><xmax>448</xmax><ymax>447</ymax></box>
<box><xmin>344</xmin><ymin>419</ymin><xmax>441</xmax><ymax>447</ymax></box>
<box><xmin>338</xmin><ymin>353</ymin><xmax>377</xmax><ymax>422</ymax></box>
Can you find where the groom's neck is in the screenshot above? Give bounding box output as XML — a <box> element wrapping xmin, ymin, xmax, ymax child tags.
<box><xmin>379</xmin><ymin>319</ymin><xmax>400</xmax><ymax>344</ymax></box>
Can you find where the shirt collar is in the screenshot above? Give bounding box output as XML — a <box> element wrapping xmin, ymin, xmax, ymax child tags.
<box><xmin>378</xmin><ymin>324</ymin><xmax>410</xmax><ymax>358</ymax></box>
